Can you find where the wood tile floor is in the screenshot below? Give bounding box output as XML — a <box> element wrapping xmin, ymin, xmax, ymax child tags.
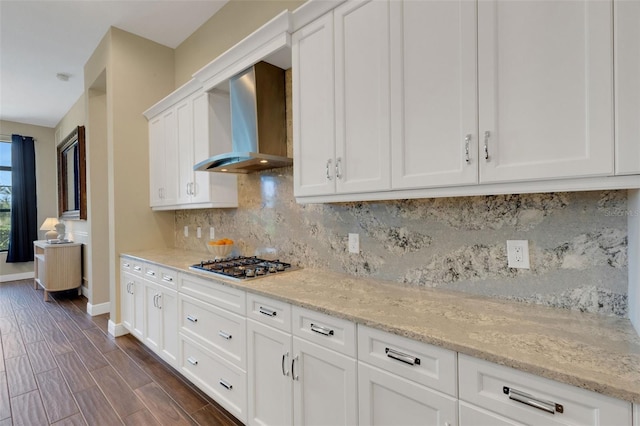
<box><xmin>0</xmin><ymin>279</ymin><xmax>242</xmax><ymax>426</ymax></box>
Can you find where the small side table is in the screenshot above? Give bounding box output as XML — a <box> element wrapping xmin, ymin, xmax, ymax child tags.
<box><xmin>33</xmin><ymin>240</ymin><xmax>82</xmax><ymax>302</ymax></box>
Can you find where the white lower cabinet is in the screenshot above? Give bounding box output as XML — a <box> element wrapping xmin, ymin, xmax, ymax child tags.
<box><xmin>459</xmin><ymin>401</ymin><xmax>524</xmax><ymax>426</ymax></box>
<box><xmin>142</xmin><ymin>279</ymin><xmax>178</xmax><ymax>366</ymax></box>
<box><xmin>247</xmin><ymin>295</ymin><xmax>358</xmax><ymax>426</ymax></box>
<box><xmin>359</xmin><ymin>362</ymin><xmax>457</xmax><ymax>426</ymax></box>
<box><xmin>458</xmin><ymin>354</ymin><xmax>632</xmax><ymax>426</ymax></box>
<box><xmin>180</xmin><ymin>333</ymin><xmax>247</xmax><ymax>421</ymax></box>
<box><xmin>247</xmin><ymin>318</ymin><xmax>293</xmax><ymax>426</ymax></box>
<box><xmin>292</xmin><ymin>336</ymin><xmax>358</xmax><ymax>426</ymax></box>
<box><xmin>120</xmin><ymin>270</ymin><xmax>144</xmax><ymax>340</ymax></box>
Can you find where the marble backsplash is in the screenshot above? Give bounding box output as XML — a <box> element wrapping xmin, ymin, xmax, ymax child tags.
<box><xmin>175</xmin><ymin>167</ymin><xmax>629</xmax><ymax>318</ymax></box>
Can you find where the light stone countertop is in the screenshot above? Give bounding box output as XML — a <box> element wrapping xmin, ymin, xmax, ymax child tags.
<box><xmin>122</xmin><ymin>248</ymin><xmax>640</xmax><ymax>405</ymax></box>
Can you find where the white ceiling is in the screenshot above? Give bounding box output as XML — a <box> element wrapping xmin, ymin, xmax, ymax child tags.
<box><xmin>0</xmin><ymin>0</ymin><xmax>228</xmax><ymax>128</ymax></box>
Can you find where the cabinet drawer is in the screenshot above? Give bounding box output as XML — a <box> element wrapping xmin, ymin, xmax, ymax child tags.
<box><xmin>143</xmin><ymin>263</ymin><xmax>160</xmax><ymax>282</ymax></box>
<box><xmin>292</xmin><ymin>306</ymin><xmax>356</xmax><ymax>357</ymax></box>
<box><xmin>180</xmin><ymin>335</ymin><xmax>246</xmax><ymax>423</ymax></box>
<box><xmin>130</xmin><ymin>260</ymin><xmax>145</xmax><ymax>275</ymax></box>
<box><xmin>121</xmin><ymin>257</ymin><xmax>133</xmax><ymax>271</ymax></box>
<box><xmin>358</xmin><ymin>325</ymin><xmax>457</xmax><ymax>396</ymax></box>
<box><xmin>458</xmin><ymin>355</ymin><xmax>632</xmax><ymax>426</ymax></box>
<box><xmin>157</xmin><ymin>266</ymin><xmax>177</xmax><ymax>290</ymax></box>
<box><xmin>179</xmin><ymin>272</ymin><xmax>245</xmax><ymax>315</ymax></box>
<box><xmin>246</xmin><ymin>293</ymin><xmax>291</xmax><ymax>332</ymax></box>
<box><xmin>179</xmin><ymin>293</ymin><xmax>246</xmax><ymax>369</ymax></box>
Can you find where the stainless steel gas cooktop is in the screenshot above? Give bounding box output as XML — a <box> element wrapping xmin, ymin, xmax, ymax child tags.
<box><xmin>189</xmin><ymin>256</ymin><xmax>297</xmax><ymax>281</ymax></box>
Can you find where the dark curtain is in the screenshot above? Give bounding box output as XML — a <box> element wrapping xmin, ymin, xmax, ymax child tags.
<box><xmin>6</xmin><ymin>134</ymin><xmax>37</xmax><ymax>263</ymax></box>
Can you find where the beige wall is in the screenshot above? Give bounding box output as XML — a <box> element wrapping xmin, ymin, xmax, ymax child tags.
<box><xmin>0</xmin><ymin>120</ymin><xmax>56</xmax><ymax>280</ymax></box>
<box><xmin>174</xmin><ymin>0</ymin><xmax>304</xmax><ymax>87</ymax></box>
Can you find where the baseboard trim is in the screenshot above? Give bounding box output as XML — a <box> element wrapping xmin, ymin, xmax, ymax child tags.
<box><xmin>87</xmin><ymin>301</ymin><xmax>110</xmax><ymax>316</ymax></box>
<box><xmin>0</xmin><ymin>272</ymin><xmax>35</xmax><ymax>283</ymax></box>
<box><xmin>108</xmin><ymin>320</ymin><xmax>129</xmax><ymax>338</ymax></box>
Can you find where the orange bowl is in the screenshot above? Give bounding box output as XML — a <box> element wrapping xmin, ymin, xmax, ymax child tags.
<box><xmin>207</xmin><ymin>243</ymin><xmax>233</xmax><ymax>259</ymax></box>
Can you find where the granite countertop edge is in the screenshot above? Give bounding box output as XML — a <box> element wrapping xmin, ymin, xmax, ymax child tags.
<box><xmin>121</xmin><ymin>248</ymin><xmax>640</xmax><ymax>405</ymax></box>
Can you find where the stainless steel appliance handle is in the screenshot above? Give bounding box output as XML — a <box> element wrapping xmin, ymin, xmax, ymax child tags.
<box><xmin>259</xmin><ymin>307</ymin><xmax>277</xmax><ymax>317</ymax></box>
<box><xmin>186</xmin><ymin>315</ymin><xmax>198</xmax><ymax>323</ymax></box>
<box><xmin>503</xmin><ymin>386</ymin><xmax>563</xmax><ymax>414</ymax></box>
<box><xmin>310</xmin><ymin>323</ymin><xmax>334</xmax><ymax>337</ymax></box>
<box><xmin>218</xmin><ymin>330</ymin><xmax>232</xmax><ymax>340</ymax></box>
<box><xmin>187</xmin><ymin>357</ymin><xmax>198</xmax><ymax>366</ymax></box>
<box><xmin>385</xmin><ymin>347</ymin><xmax>421</xmax><ymax>366</ymax></box>
<box><xmin>219</xmin><ymin>379</ymin><xmax>233</xmax><ymax>390</ymax></box>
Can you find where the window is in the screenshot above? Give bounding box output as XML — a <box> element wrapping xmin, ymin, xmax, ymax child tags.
<box><xmin>0</xmin><ymin>141</ymin><xmax>10</xmax><ymax>251</ymax></box>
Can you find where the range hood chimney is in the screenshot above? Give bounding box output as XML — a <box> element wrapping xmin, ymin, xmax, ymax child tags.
<box><xmin>194</xmin><ymin>62</ymin><xmax>291</xmax><ymax>173</ymax></box>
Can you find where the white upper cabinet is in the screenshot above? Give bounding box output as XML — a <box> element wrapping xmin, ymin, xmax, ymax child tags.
<box><xmin>615</xmin><ymin>0</ymin><xmax>640</xmax><ymax>175</ymax></box>
<box><xmin>149</xmin><ymin>109</ymin><xmax>178</xmax><ymax>207</ymax></box>
<box><xmin>334</xmin><ymin>0</ymin><xmax>391</xmax><ymax>194</ymax></box>
<box><xmin>293</xmin><ymin>0</ymin><xmax>392</xmax><ymax>198</ymax></box>
<box><xmin>293</xmin><ymin>12</ymin><xmax>336</xmax><ymax>197</ymax></box>
<box><xmin>477</xmin><ymin>0</ymin><xmax>614</xmax><ymax>183</ymax></box>
<box><xmin>145</xmin><ymin>81</ymin><xmax>238</xmax><ymax>211</ymax></box>
<box><xmin>293</xmin><ymin>0</ymin><xmax>638</xmax><ymax>203</ymax></box>
<box><xmin>390</xmin><ymin>0</ymin><xmax>478</xmax><ymax>189</ymax></box>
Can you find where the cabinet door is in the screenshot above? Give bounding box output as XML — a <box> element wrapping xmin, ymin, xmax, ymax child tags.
<box><xmin>334</xmin><ymin>0</ymin><xmax>391</xmax><ymax>194</ymax></box>
<box><xmin>358</xmin><ymin>363</ymin><xmax>457</xmax><ymax>426</ymax></box>
<box><xmin>247</xmin><ymin>320</ymin><xmax>293</xmax><ymax>426</ymax></box>
<box><xmin>132</xmin><ymin>279</ymin><xmax>145</xmax><ymax>340</ymax></box>
<box><xmin>292</xmin><ymin>337</ymin><xmax>357</xmax><ymax>426</ymax></box>
<box><xmin>159</xmin><ymin>287</ymin><xmax>178</xmax><ymax>366</ymax></box>
<box><xmin>143</xmin><ymin>282</ymin><xmax>161</xmax><ymax>353</ymax></box>
<box><xmin>615</xmin><ymin>0</ymin><xmax>640</xmax><ymax>175</ymax></box>
<box><xmin>121</xmin><ymin>272</ymin><xmax>134</xmax><ymax>332</ymax></box>
<box><xmin>148</xmin><ymin>115</ymin><xmax>165</xmax><ymax>206</ymax></box>
<box><xmin>390</xmin><ymin>0</ymin><xmax>478</xmax><ymax>189</ymax></box>
<box><xmin>293</xmin><ymin>12</ymin><xmax>336</xmax><ymax>197</ymax></box>
<box><xmin>478</xmin><ymin>0</ymin><xmax>613</xmax><ymax>183</ymax></box>
<box><xmin>176</xmin><ymin>98</ymin><xmax>194</xmax><ymax>205</ymax></box>
<box><xmin>162</xmin><ymin>109</ymin><xmax>179</xmax><ymax>206</ymax></box>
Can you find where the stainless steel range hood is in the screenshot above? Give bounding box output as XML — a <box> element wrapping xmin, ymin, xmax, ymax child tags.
<box><xmin>194</xmin><ymin>62</ymin><xmax>291</xmax><ymax>173</ymax></box>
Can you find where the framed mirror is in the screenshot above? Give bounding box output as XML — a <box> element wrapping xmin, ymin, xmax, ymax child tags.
<box><xmin>57</xmin><ymin>126</ymin><xmax>87</xmax><ymax>220</ymax></box>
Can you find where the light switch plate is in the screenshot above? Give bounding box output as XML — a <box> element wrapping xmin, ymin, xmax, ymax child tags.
<box><xmin>184</xmin><ymin>226</ymin><xmax>188</xmax><ymax>237</ymax></box>
<box><xmin>196</xmin><ymin>227</ymin><xmax>202</xmax><ymax>239</ymax></box>
<box><xmin>210</xmin><ymin>227</ymin><xmax>215</xmax><ymax>240</ymax></box>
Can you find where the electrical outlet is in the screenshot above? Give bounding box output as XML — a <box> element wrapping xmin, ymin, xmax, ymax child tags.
<box><xmin>348</xmin><ymin>233</ymin><xmax>360</xmax><ymax>254</ymax></box>
<box><xmin>507</xmin><ymin>240</ymin><xmax>530</xmax><ymax>269</ymax></box>
<box><xmin>184</xmin><ymin>226</ymin><xmax>188</xmax><ymax>237</ymax></box>
<box><xmin>210</xmin><ymin>227</ymin><xmax>215</xmax><ymax>240</ymax></box>
<box><xmin>196</xmin><ymin>227</ymin><xmax>202</xmax><ymax>239</ymax></box>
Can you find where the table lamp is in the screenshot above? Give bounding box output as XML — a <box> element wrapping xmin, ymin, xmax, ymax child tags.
<box><xmin>40</xmin><ymin>217</ymin><xmax>58</xmax><ymax>241</ymax></box>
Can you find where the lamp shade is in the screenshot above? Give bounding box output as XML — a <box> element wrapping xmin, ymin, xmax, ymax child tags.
<box><xmin>40</xmin><ymin>217</ymin><xmax>59</xmax><ymax>240</ymax></box>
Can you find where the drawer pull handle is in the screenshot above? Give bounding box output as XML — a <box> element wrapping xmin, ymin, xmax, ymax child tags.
<box><xmin>134</xmin><ymin>266</ymin><xmax>142</xmax><ymax>271</ymax></box>
<box><xmin>123</xmin><ymin>262</ymin><xmax>130</xmax><ymax>268</ymax></box>
<box><xmin>503</xmin><ymin>387</ymin><xmax>563</xmax><ymax>414</ymax></box>
<box><xmin>162</xmin><ymin>275</ymin><xmax>173</xmax><ymax>282</ymax></box>
<box><xmin>219</xmin><ymin>379</ymin><xmax>233</xmax><ymax>390</ymax></box>
<box><xmin>187</xmin><ymin>357</ymin><xmax>198</xmax><ymax>366</ymax></box>
<box><xmin>146</xmin><ymin>270</ymin><xmax>156</xmax><ymax>277</ymax></box>
<box><xmin>310</xmin><ymin>323</ymin><xmax>334</xmax><ymax>336</ymax></box>
<box><xmin>385</xmin><ymin>348</ymin><xmax>421</xmax><ymax>365</ymax></box>
<box><xmin>259</xmin><ymin>307</ymin><xmax>277</xmax><ymax>317</ymax></box>
<box><xmin>218</xmin><ymin>331</ymin><xmax>232</xmax><ymax>340</ymax></box>
<box><xmin>187</xmin><ymin>315</ymin><xmax>198</xmax><ymax>323</ymax></box>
